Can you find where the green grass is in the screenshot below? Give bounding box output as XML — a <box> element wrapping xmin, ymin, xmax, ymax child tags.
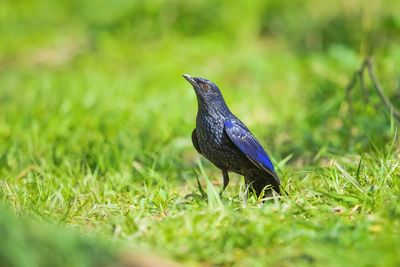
<box><xmin>0</xmin><ymin>206</ymin><xmax>117</xmax><ymax>267</ymax></box>
<box><xmin>1</xmin><ymin>0</ymin><xmax>400</xmax><ymax>266</ymax></box>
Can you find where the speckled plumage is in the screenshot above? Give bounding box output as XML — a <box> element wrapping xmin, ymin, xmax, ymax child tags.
<box><xmin>183</xmin><ymin>74</ymin><xmax>280</xmax><ymax>196</ymax></box>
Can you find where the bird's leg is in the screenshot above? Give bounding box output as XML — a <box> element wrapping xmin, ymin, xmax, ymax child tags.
<box><xmin>220</xmin><ymin>170</ymin><xmax>230</xmax><ymax>195</ymax></box>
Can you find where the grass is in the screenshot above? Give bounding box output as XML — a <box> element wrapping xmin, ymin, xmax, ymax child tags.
<box><xmin>1</xmin><ymin>0</ymin><xmax>400</xmax><ymax>266</ymax></box>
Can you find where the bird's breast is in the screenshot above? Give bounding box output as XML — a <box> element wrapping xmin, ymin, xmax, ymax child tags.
<box><xmin>196</xmin><ymin>114</ymin><xmax>244</xmax><ymax>171</ymax></box>
<box><xmin>196</xmin><ymin>114</ymin><xmax>225</xmax><ymax>146</ymax></box>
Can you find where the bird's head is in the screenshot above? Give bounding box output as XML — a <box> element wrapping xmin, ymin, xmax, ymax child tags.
<box><xmin>183</xmin><ymin>74</ymin><xmax>227</xmax><ymax>111</ymax></box>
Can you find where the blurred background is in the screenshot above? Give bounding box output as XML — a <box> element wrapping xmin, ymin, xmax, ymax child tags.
<box><xmin>1</xmin><ymin>0</ymin><xmax>400</xmax><ymax>266</ymax></box>
<box><xmin>2</xmin><ymin>0</ymin><xmax>400</xmax><ymax>164</ymax></box>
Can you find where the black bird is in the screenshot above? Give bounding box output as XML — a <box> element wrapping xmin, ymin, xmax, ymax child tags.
<box><xmin>183</xmin><ymin>74</ymin><xmax>281</xmax><ymax>197</ymax></box>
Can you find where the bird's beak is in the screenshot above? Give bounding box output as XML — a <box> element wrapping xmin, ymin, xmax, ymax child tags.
<box><xmin>183</xmin><ymin>74</ymin><xmax>198</xmax><ymax>87</ymax></box>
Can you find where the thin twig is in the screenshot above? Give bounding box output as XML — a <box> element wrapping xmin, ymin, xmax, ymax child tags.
<box><xmin>359</xmin><ymin>64</ymin><xmax>369</xmax><ymax>103</ymax></box>
<box><xmin>346</xmin><ymin>57</ymin><xmax>400</xmax><ymax>122</ymax></box>
<box><xmin>365</xmin><ymin>58</ymin><xmax>400</xmax><ymax>121</ymax></box>
<box><xmin>345</xmin><ymin>59</ymin><xmax>369</xmax><ymax>112</ymax></box>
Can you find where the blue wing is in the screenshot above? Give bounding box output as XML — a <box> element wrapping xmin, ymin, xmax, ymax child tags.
<box><xmin>224</xmin><ymin>120</ymin><xmax>279</xmax><ymax>184</ymax></box>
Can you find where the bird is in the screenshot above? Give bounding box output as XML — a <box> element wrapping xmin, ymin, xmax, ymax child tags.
<box><xmin>183</xmin><ymin>74</ymin><xmax>281</xmax><ymax>197</ymax></box>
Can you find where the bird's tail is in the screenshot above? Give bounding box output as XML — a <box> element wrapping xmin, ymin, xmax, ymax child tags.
<box><xmin>247</xmin><ymin>169</ymin><xmax>281</xmax><ymax>197</ymax></box>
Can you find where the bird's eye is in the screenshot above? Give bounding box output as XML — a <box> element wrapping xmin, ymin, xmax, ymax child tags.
<box><xmin>201</xmin><ymin>83</ymin><xmax>211</xmax><ymax>91</ymax></box>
